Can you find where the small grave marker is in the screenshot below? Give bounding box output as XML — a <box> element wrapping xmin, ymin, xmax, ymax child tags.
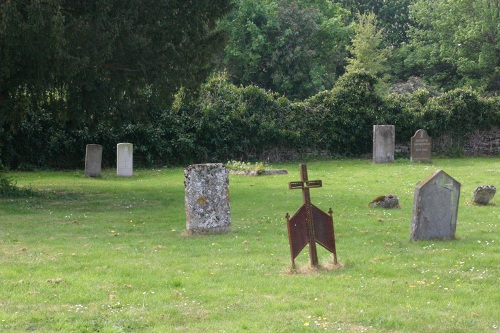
<box><xmin>185</xmin><ymin>164</ymin><xmax>231</xmax><ymax>234</ymax></box>
<box><xmin>84</xmin><ymin>144</ymin><xmax>102</xmax><ymax>177</ymax></box>
<box><xmin>286</xmin><ymin>164</ymin><xmax>337</xmax><ymax>268</ymax></box>
<box><xmin>373</xmin><ymin>125</ymin><xmax>395</xmax><ymax>163</ymax></box>
<box><xmin>117</xmin><ymin>143</ymin><xmax>133</xmax><ymax>176</ymax></box>
<box><xmin>411</xmin><ymin>129</ymin><xmax>432</xmax><ymax>162</ymax></box>
<box><xmin>472</xmin><ymin>185</ymin><xmax>496</xmax><ymax>205</ymax></box>
<box><xmin>411</xmin><ymin>170</ymin><xmax>461</xmax><ymax>241</ymax></box>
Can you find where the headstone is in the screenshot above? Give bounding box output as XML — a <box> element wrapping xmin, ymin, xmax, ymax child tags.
<box><xmin>373</xmin><ymin>125</ymin><xmax>395</xmax><ymax>163</ymax></box>
<box><xmin>472</xmin><ymin>185</ymin><xmax>496</xmax><ymax>205</ymax></box>
<box><xmin>117</xmin><ymin>143</ymin><xmax>133</xmax><ymax>176</ymax></box>
<box><xmin>185</xmin><ymin>163</ymin><xmax>231</xmax><ymax>234</ymax></box>
<box><xmin>411</xmin><ymin>129</ymin><xmax>432</xmax><ymax>162</ymax></box>
<box><xmin>411</xmin><ymin>170</ymin><xmax>461</xmax><ymax>241</ymax></box>
<box><xmin>84</xmin><ymin>144</ymin><xmax>102</xmax><ymax>177</ymax></box>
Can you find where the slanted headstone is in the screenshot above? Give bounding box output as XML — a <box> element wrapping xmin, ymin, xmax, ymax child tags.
<box><xmin>84</xmin><ymin>144</ymin><xmax>102</xmax><ymax>177</ymax></box>
<box><xmin>411</xmin><ymin>129</ymin><xmax>432</xmax><ymax>162</ymax></box>
<box><xmin>117</xmin><ymin>143</ymin><xmax>133</xmax><ymax>177</ymax></box>
<box><xmin>472</xmin><ymin>185</ymin><xmax>496</xmax><ymax>205</ymax></box>
<box><xmin>185</xmin><ymin>163</ymin><xmax>231</xmax><ymax>234</ymax></box>
<box><xmin>411</xmin><ymin>170</ymin><xmax>461</xmax><ymax>241</ymax></box>
<box><xmin>373</xmin><ymin>125</ymin><xmax>395</xmax><ymax>163</ymax></box>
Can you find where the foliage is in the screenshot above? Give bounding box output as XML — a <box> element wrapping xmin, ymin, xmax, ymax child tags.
<box><xmin>225</xmin><ymin>160</ymin><xmax>266</xmax><ymax>174</ymax></box>
<box><xmin>0</xmin><ymin>0</ymin><xmax>233</xmax><ymax>127</ymax></box>
<box><xmin>406</xmin><ymin>0</ymin><xmax>500</xmax><ymax>92</ymax></box>
<box><xmin>0</xmin><ymin>173</ymin><xmax>36</xmax><ymax>197</ymax></box>
<box><xmin>338</xmin><ymin>0</ymin><xmax>415</xmax><ymax>46</ymax></box>
<box><xmin>345</xmin><ymin>12</ymin><xmax>390</xmax><ymax>94</ymax></box>
<box><xmin>220</xmin><ymin>0</ymin><xmax>351</xmax><ymax>100</ymax></box>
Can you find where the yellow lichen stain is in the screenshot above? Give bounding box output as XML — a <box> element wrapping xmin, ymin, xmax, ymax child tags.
<box><xmin>196</xmin><ymin>196</ymin><xmax>207</xmax><ymax>205</ymax></box>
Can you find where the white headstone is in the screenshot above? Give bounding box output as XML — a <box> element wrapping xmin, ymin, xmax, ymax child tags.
<box><xmin>373</xmin><ymin>125</ymin><xmax>395</xmax><ymax>163</ymax></box>
<box><xmin>184</xmin><ymin>163</ymin><xmax>231</xmax><ymax>234</ymax></box>
<box><xmin>117</xmin><ymin>143</ymin><xmax>133</xmax><ymax>177</ymax></box>
<box><xmin>85</xmin><ymin>144</ymin><xmax>102</xmax><ymax>177</ymax></box>
<box><xmin>411</xmin><ymin>170</ymin><xmax>461</xmax><ymax>241</ymax></box>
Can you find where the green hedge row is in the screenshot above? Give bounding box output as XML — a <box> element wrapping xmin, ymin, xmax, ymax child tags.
<box><xmin>1</xmin><ymin>72</ymin><xmax>499</xmax><ymax>170</ymax></box>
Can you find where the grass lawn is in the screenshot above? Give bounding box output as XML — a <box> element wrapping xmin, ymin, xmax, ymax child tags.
<box><xmin>1</xmin><ymin>158</ymin><xmax>499</xmax><ymax>332</ymax></box>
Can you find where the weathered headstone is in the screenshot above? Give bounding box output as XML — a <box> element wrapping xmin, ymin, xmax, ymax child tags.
<box><xmin>411</xmin><ymin>129</ymin><xmax>432</xmax><ymax>162</ymax></box>
<box><xmin>411</xmin><ymin>170</ymin><xmax>461</xmax><ymax>241</ymax></box>
<box><xmin>369</xmin><ymin>194</ymin><xmax>400</xmax><ymax>209</ymax></box>
<box><xmin>373</xmin><ymin>125</ymin><xmax>395</xmax><ymax>163</ymax></box>
<box><xmin>84</xmin><ymin>144</ymin><xmax>102</xmax><ymax>177</ymax></box>
<box><xmin>185</xmin><ymin>163</ymin><xmax>231</xmax><ymax>234</ymax></box>
<box><xmin>117</xmin><ymin>143</ymin><xmax>133</xmax><ymax>176</ymax></box>
<box><xmin>472</xmin><ymin>185</ymin><xmax>496</xmax><ymax>205</ymax></box>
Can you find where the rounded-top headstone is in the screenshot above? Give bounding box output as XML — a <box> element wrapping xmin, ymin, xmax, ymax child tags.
<box><xmin>373</xmin><ymin>125</ymin><xmax>395</xmax><ymax>164</ymax></box>
<box><xmin>184</xmin><ymin>163</ymin><xmax>231</xmax><ymax>234</ymax></box>
<box><xmin>117</xmin><ymin>143</ymin><xmax>133</xmax><ymax>177</ymax></box>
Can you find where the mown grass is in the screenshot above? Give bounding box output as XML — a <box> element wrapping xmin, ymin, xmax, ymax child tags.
<box><xmin>0</xmin><ymin>158</ymin><xmax>499</xmax><ymax>332</ymax></box>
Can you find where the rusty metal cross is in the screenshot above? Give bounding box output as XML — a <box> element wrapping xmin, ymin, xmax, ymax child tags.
<box><xmin>286</xmin><ymin>164</ymin><xmax>337</xmax><ymax>268</ymax></box>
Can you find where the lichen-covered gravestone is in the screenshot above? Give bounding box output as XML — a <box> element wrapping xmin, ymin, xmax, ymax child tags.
<box><xmin>410</xmin><ymin>129</ymin><xmax>432</xmax><ymax>163</ymax></box>
<box><xmin>117</xmin><ymin>143</ymin><xmax>133</xmax><ymax>177</ymax></box>
<box><xmin>184</xmin><ymin>164</ymin><xmax>231</xmax><ymax>234</ymax></box>
<box><xmin>373</xmin><ymin>125</ymin><xmax>395</xmax><ymax>163</ymax></box>
<box><xmin>411</xmin><ymin>170</ymin><xmax>461</xmax><ymax>241</ymax></box>
<box><xmin>84</xmin><ymin>144</ymin><xmax>102</xmax><ymax>177</ymax></box>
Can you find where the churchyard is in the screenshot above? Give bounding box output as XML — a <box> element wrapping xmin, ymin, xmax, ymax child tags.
<box><xmin>1</xmin><ymin>158</ymin><xmax>499</xmax><ymax>332</ymax></box>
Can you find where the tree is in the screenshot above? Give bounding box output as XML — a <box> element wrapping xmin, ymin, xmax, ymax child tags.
<box><xmin>405</xmin><ymin>0</ymin><xmax>500</xmax><ymax>92</ymax></box>
<box><xmin>0</xmin><ymin>0</ymin><xmax>233</xmax><ymax>126</ymax></box>
<box><xmin>220</xmin><ymin>0</ymin><xmax>351</xmax><ymax>100</ymax></box>
<box><xmin>345</xmin><ymin>12</ymin><xmax>389</xmax><ymax>81</ymax></box>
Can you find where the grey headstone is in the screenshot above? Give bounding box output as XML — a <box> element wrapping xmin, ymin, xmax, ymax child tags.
<box><xmin>84</xmin><ymin>144</ymin><xmax>102</xmax><ymax>177</ymax></box>
<box><xmin>411</xmin><ymin>170</ymin><xmax>461</xmax><ymax>241</ymax></box>
<box><xmin>472</xmin><ymin>185</ymin><xmax>496</xmax><ymax>205</ymax></box>
<box><xmin>373</xmin><ymin>125</ymin><xmax>395</xmax><ymax>163</ymax></box>
<box><xmin>369</xmin><ymin>194</ymin><xmax>400</xmax><ymax>208</ymax></box>
<box><xmin>185</xmin><ymin>163</ymin><xmax>231</xmax><ymax>234</ymax></box>
<box><xmin>411</xmin><ymin>129</ymin><xmax>432</xmax><ymax>162</ymax></box>
<box><xmin>117</xmin><ymin>143</ymin><xmax>133</xmax><ymax>176</ymax></box>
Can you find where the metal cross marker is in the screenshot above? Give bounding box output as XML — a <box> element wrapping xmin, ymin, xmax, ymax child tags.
<box><xmin>286</xmin><ymin>164</ymin><xmax>337</xmax><ymax>269</ymax></box>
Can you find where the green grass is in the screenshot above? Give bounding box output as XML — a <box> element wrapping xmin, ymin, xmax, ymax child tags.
<box><xmin>1</xmin><ymin>158</ymin><xmax>499</xmax><ymax>332</ymax></box>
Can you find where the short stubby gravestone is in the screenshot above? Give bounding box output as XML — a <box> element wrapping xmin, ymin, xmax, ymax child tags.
<box><xmin>84</xmin><ymin>144</ymin><xmax>102</xmax><ymax>177</ymax></box>
<box><xmin>411</xmin><ymin>170</ymin><xmax>461</xmax><ymax>241</ymax></box>
<box><xmin>117</xmin><ymin>143</ymin><xmax>133</xmax><ymax>176</ymax></box>
<box><xmin>472</xmin><ymin>185</ymin><xmax>496</xmax><ymax>205</ymax></box>
<box><xmin>185</xmin><ymin>164</ymin><xmax>231</xmax><ymax>234</ymax></box>
<box><xmin>373</xmin><ymin>125</ymin><xmax>395</xmax><ymax>163</ymax></box>
<box><xmin>411</xmin><ymin>129</ymin><xmax>432</xmax><ymax>162</ymax></box>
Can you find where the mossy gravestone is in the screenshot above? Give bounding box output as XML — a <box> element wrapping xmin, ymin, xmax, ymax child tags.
<box><xmin>411</xmin><ymin>170</ymin><xmax>461</xmax><ymax>241</ymax></box>
<box><xmin>184</xmin><ymin>164</ymin><xmax>231</xmax><ymax>234</ymax></box>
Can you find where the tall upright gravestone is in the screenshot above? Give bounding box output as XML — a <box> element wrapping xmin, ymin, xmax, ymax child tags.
<box><xmin>117</xmin><ymin>143</ymin><xmax>133</xmax><ymax>177</ymax></box>
<box><xmin>373</xmin><ymin>125</ymin><xmax>395</xmax><ymax>163</ymax></box>
<box><xmin>85</xmin><ymin>144</ymin><xmax>102</xmax><ymax>177</ymax></box>
<box><xmin>411</xmin><ymin>170</ymin><xmax>461</xmax><ymax>241</ymax></box>
<box><xmin>411</xmin><ymin>129</ymin><xmax>432</xmax><ymax>162</ymax></box>
<box><xmin>184</xmin><ymin>164</ymin><xmax>231</xmax><ymax>234</ymax></box>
